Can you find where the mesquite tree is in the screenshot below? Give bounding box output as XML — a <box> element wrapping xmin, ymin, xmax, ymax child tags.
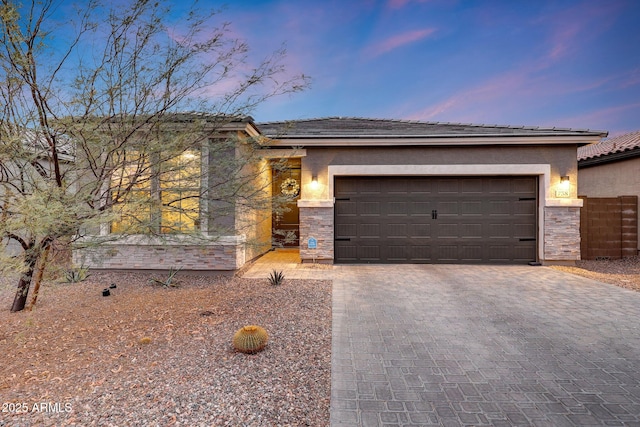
<box><xmin>0</xmin><ymin>0</ymin><xmax>307</xmax><ymax>312</ymax></box>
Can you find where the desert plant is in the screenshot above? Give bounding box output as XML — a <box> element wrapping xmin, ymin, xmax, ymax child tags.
<box><xmin>149</xmin><ymin>266</ymin><xmax>182</xmax><ymax>288</ymax></box>
<box><xmin>139</xmin><ymin>337</ymin><xmax>152</xmax><ymax>345</ymax></box>
<box><xmin>268</xmin><ymin>269</ymin><xmax>285</xmax><ymax>286</ymax></box>
<box><xmin>232</xmin><ymin>325</ymin><xmax>269</xmax><ymax>354</ymax></box>
<box><xmin>64</xmin><ymin>265</ymin><xmax>90</xmax><ymax>283</ymax></box>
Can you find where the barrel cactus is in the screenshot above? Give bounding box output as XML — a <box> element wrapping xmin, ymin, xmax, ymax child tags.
<box><xmin>233</xmin><ymin>325</ymin><xmax>269</xmax><ymax>354</ymax></box>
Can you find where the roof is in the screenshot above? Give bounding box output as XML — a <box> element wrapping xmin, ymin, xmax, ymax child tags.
<box><xmin>1</xmin><ymin>125</ymin><xmax>74</xmax><ymax>159</ymax></box>
<box><xmin>257</xmin><ymin>117</ymin><xmax>608</xmax><ymax>139</ymax></box>
<box><xmin>578</xmin><ymin>131</ymin><xmax>640</xmax><ymax>163</ymax></box>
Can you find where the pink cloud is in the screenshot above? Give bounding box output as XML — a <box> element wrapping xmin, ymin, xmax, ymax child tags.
<box><xmin>387</xmin><ymin>0</ymin><xmax>432</xmax><ymax>9</ymax></box>
<box><xmin>536</xmin><ymin>1</ymin><xmax>622</xmax><ymax>65</ymax></box>
<box><xmin>555</xmin><ymin>102</ymin><xmax>640</xmax><ymax>131</ymax></box>
<box><xmin>367</xmin><ymin>28</ymin><xmax>437</xmax><ymax>58</ymax></box>
<box><xmin>405</xmin><ymin>66</ymin><xmax>538</xmax><ymax>123</ymax></box>
<box><xmin>388</xmin><ymin>0</ymin><xmax>410</xmax><ymax>8</ymax></box>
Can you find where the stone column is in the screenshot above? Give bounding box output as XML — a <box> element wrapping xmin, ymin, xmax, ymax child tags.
<box><xmin>297</xmin><ymin>200</ymin><xmax>334</xmax><ymax>263</ymax></box>
<box><xmin>544</xmin><ymin>205</ymin><xmax>582</xmax><ymax>262</ymax></box>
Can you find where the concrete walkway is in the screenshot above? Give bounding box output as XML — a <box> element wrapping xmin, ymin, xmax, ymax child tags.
<box><xmin>240</xmin><ymin>248</ymin><xmax>334</xmax><ymax>280</ymax></box>
<box><xmin>242</xmin><ymin>254</ymin><xmax>640</xmax><ymax>426</ymax></box>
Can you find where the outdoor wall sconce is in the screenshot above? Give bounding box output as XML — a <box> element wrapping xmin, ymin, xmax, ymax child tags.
<box><xmin>311</xmin><ymin>175</ymin><xmax>319</xmax><ymax>188</ymax></box>
<box><xmin>556</xmin><ymin>175</ymin><xmax>571</xmax><ymax>198</ymax></box>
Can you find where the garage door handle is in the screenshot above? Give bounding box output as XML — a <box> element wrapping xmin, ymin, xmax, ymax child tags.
<box><xmin>335</xmin><ymin>237</ymin><xmax>351</xmax><ymax>241</ymax></box>
<box><xmin>519</xmin><ymin>238</ymin><xmax>536</xmax><ymax>241</ymax></box>
<box><xmin>432</xmin><ymin>210</ymin><xmax>438</xmax><ymax>219</ymax></box>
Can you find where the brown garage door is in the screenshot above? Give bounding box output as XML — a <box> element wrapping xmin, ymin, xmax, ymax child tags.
<box><xmin>334</xmin><ymin>176</ymin><xmax>537</xmax><ymax>264</ymax></box>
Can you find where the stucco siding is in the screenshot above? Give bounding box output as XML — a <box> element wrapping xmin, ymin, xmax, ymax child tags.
<box><xmin>302</xmin><ymin>145</ymin><xmax>579</xmax><ymax>201</ymax></box>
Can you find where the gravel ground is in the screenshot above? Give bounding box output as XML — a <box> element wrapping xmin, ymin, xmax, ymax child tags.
<box><xmin>0</xmin><ymin>272</ymin><xmax>331</xmax><ymax>427</ymax></box>
<box><xmin>552</xmin><ymin>255</ymin><xmax>640</xmax><ymax>292</ymax></box>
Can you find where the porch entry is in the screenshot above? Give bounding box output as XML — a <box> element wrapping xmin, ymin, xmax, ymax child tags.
<box><xmin>272</xmin><ymin>160</ymin><xmax>300</xmax><ymax>247</ymax></box>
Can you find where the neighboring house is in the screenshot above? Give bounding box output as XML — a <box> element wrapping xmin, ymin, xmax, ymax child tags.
<box><xmin>578</xmin><ymin>131</ymin><xmax>640</xmax><ymax>255</ymax></box>
<box><xmin>76</xmin><ymin>116</ymin><xmax>607</xmax><ymax>271</ymax></box>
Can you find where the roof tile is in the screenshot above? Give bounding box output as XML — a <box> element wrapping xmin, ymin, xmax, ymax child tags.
<box><xmin>578</xmin><ymin>131</ymin><xmax>640</xmax><ymax>161</ymax></box>
<box><xmin>257</xmin><ymin>116</ymin><xmax>607</xmax><ymax>138</ymax></box>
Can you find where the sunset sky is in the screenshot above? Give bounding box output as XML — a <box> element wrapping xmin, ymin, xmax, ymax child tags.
<box><xmin>220</xmin><ymin>0</ymin><xmax>640</xmax><ymax>136</ymax></box>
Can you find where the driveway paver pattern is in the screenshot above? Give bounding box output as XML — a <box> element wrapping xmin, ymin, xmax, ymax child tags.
<box><xmin>330</xmin><ymin>264</ymin><xmax>640</xmax><ymax>427</ymax></box>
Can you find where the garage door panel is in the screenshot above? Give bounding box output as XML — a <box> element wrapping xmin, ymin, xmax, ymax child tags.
<box><xmin>359</xmin><ymin>223</ymin><xmax>380</xmax><ymax>238</ymax></box>
<box><xmin>387</xmin><ymin>201</ymin><xmax>408</xmax><ymax>215</ymax></box>
<box><xmin>461</xmin><ymin>201</ymin><xmax>483</xmax><ymax>215</ymax></box>
<box><xmin>438</xmin><ymin>179</ymin><xmax>461</xmax><ymax>193</ymax></box>
<box><xmin>359</xmin><ymin>201</ymin><xmax>380</xmax><ymax>215</ymax></box>
<box><xmin>489</xmin><ymin>179</ymin><xmax>512</xmax><ymax>193</ymax></box>
<box><xmin>410</xmin><ymin>223</ymin><xmax>431</xmax><ymax>237</ymax></box>
<box><xmin>489</xmin><ymin>200</ymin><xmax>512</xmax><ymax>215</ymax></box>
<box><xmin>438</xmin><ymin>201</ymin><xmax>459</xmax><ymax>215</ymax></box>
<box><xmin>461</xmin><ymin>179</ymin><xmax>483</xmax><ymax>193</ymax></box>
<box><xmin>335</xmin><ymin>201</ymin><xmax>357</xmax><ymax>215</ymax></box>
<box><xmin>411</xmin><ymin>245</ymin><xmax>432</xmax><ymax>261</ymax></box>
<box><xmin>408</xmin><ymin>179</ymin><xmax>435</xmax><ymax>194</ymax></box>
<box><xmin>358</xmin><ymin>245</ymin><xmax>380</xmax><ymax>260</ymax></box>
<box><xmin>411</xmin><ymin>201</ymin><xmax>433</xmax><ymax>215</ymax></box>
<box><xmin>460</xmin><ymin>245</ymin><xmax>483</xmax><ymax>261</ymax></box>
<box><xmin>335</xmin><ymin>243</ymin><xmax>358</xmax><ymax>261</ymax></box>
<box><xmin>334</xmin><ymin>176</ymin><xmax>537</xmax><ymax>264</ymax></box>
<box><xmin>336</xmin><ymin>222</ymin><xmax>357</xmax><ymax>237</ymax></box>
<box><xmin>514</xmin><ymin>200</ymin><xmax>536</xmax><ymax>214</ymax></box>
<box><xmin>514</xmin><ymin>223</ymin><xmax>536</xmax><ymax>238</ymax></box>
<box><xmin>512</xmin><ymin>178</ymin><xmax>538</xmax><ymax>193</ymax></box>
<box><xmin>387</xmin><ymin>245</ymin><xmax>408</xmax><ymax>261</ymax></box>
<box><xmin>387</xmin><ymin>223</ymin><xmax>408</xmax><ymax>238</ymax></box>
<box><xmin>459</xmin><ymin>223</ymin><xmax>483</xmax><ymax>238</ymax></box>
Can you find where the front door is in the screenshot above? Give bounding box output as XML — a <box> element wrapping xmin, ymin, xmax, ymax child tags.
<box><xmin>272</xmin><ymin>163</ymin><xmax>301</xmax><ymax>247</ymax></box>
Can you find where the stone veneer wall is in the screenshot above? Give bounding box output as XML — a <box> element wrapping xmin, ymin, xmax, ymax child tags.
<box><xmin>299</xmin><ymin>205</ymin><xmax>334</xmax><ymax>262</ymax></box>
<box><xmin>544</xmin><ymin>206</ymin><xmax>581</xmax><ymax>261</ymax></box>
<box><xmin>74</xmin><ymin>239</ymin><xmax>245</xmax><ymax>271</ymax></box>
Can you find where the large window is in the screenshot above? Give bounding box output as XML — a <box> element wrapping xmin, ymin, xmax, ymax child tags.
<box><xmin>111</xmin><ymin>149</ymin><xmax>201</xmax><ymax>234</ymax></box>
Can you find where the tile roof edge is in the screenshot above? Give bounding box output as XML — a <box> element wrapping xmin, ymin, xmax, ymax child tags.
<box><xmin>256</xmin><ymin>116</ymin><xmax>608</xmax><ymax>135</ymax></box>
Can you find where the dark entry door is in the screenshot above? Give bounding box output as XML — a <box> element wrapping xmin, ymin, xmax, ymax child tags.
<box><xmin>334</xmin><ymin>176</ymin><xmax>537</xmax><ymax>264</ymax></box>
<box><xmin>273</xmin><ymin>167</ymin><xmax>301</xmax><ymax>246</ymax></box>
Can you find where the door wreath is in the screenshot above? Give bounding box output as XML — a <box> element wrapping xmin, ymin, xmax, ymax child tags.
<box><xmin>280</xmin><ymin>178</ymin><xmax>300</xmax><ymax>197</ymax></box>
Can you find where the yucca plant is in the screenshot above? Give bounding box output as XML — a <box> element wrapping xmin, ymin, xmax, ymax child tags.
<box><xmin>268</xmin><ymin>269</ymin><xmax>285</xmax><ymax>286</ymax></box>
<box><xmin>149</xmin><ymin>266</ymin><xmax>182</xmax><ymax>288</ymax></box>
<box><xmin>64</xmin><ymin>265</ymin><xmax>90</xmax><ymax>283</ymax></box>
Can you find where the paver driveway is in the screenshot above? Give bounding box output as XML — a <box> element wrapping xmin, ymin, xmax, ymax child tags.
<box><xmin>330</xmin><ymin>265</ymin><xmax>640</xmax><ymax>426</ymax></box>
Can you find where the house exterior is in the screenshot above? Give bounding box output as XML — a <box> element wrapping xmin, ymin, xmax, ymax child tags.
<box><xmin>76</xmin><ymin>116</ymin><xmax>607</xmax><ymax>271</ymax></box>
<box><xmin>578</xmin><ymin>131</ymin><xmax>640</xmax><ymax>255</ymax></box>
<box><xmin>259</xmin><ymin>118</ymin><xmax>606</xmax><ymax>266</ymax></box>
<box><xmin>73</xmin><ymin>116</ymin><xmax>274</xmax><ymax>271</ymax></box>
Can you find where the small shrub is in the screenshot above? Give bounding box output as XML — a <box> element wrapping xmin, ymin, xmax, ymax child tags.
<box><xmin>149</xmin><ymin>266</ymin><xmax>182</xmax><ymax>288</ymax></box>
<box><xmin>268</xmin><ymin>269</ymin><xmax>285</xmax><ymax>286</ymax></box>
<box><xmin>139</xmin><ymin>337</ymin><xmax>152</xmax><ymax>345</ymax></box>
<box><xmin>232</xmin><ymin>325</ymin><xmax>268</xmax><ymax>354</ymax></box>
<box><xmin>64</xmin><ymin>265</ymin><xmax>90</xmax><ymax>283</ymax></box>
